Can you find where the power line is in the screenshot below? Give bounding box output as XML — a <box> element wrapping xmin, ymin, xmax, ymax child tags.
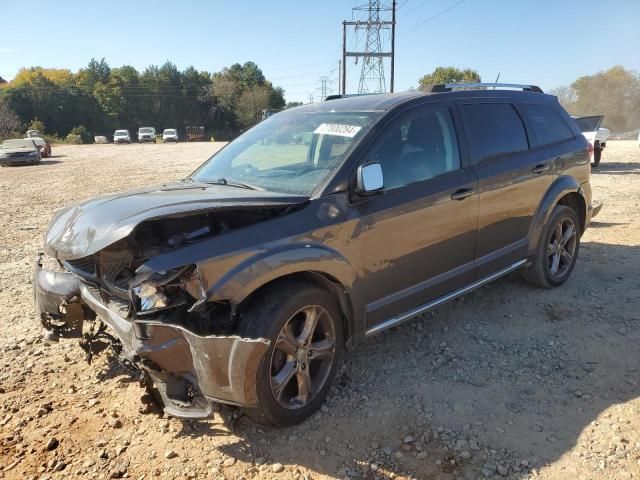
<box><xmin>409</xmin><ymin>0</ymin><xmax>466</xmax><ymax>30</ymax></box>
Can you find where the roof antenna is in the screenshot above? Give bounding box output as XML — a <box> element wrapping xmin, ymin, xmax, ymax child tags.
<box><xmin>493</xmin><ymin>73</ymin><xmax>500</xmax><ymax>89</ymax></box>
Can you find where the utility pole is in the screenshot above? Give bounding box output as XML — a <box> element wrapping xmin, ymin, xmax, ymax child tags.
<box><xmin>341</xmin><ymin>1</ymin><xmax>396</xmax><ymax>95</ymax></box>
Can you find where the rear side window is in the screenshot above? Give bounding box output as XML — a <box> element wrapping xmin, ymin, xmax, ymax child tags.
<box><xmin>519</xmin><ymin>103</ymin><xmax>574</xmax><ymax>146</ymax></box>
<box><xmin>461</xmin><ymin>103</ymin><xmax>529</xmax><ymax>164</ymax></box>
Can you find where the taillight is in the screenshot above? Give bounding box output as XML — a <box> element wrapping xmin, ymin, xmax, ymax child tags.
<box><xmin>586</xmin><ymin>142</ymin><xmax>594</xmax><ymax>161</ymax></box>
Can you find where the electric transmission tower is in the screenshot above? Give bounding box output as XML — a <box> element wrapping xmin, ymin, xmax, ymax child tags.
<box><xmin>342</xmin><ymin>0</ymin><xmax>396</xmax><ymax>95</ymax></box>
<box><xmin>318</xmin><ymin>76</ymin><xmax>330</xmax><ymax>100</ymax></box>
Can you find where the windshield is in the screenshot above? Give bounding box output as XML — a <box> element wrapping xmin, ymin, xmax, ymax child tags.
<box><xmin>2</xmin><ymin>139</ymin><xmax>34</xmax><ymax>149</ymax></box>
<box><xmin>139</xmin><ymin>127</ymin><xmax>154</xmax><ymax>134</ymax></box>
<box><xmin>164</xmin><ymin>129</ymin><xmax>176</xmax><ymax>134</ymax></box>
<box><xmin>574</xmin><ymin>115</ymin><xmax>603</xmax><ymax>132</ymax></box>
<box><xmin>114</xmin><ymin>130</ymin><xmax>128</xmax><ymax>136</ymax></box>
<box><xmin>191</xmin><ymin>110</ymin><xmax>381</xmax><ymax>195</ymax></box>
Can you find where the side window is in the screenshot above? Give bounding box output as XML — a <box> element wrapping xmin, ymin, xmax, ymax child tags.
<box><xmin>519</xmin><ymin>103</ymin><xmax>575</xmax><ymax>146</ymax></box>
<box><xmin>370</xmin><ymin>107</ymin><xmax>461</xmax><ymax>189</ymax></box>
<box><xmin>461</xmin><ymin>103</ymin><xmax>529</xmax><ymax>164</ymax></box>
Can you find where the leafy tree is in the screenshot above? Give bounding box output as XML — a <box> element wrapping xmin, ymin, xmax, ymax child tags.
<box><xmin>0</xmin><ymin>59</ymin><xmax>285</xmax><ymax>139</ymax></box>
<box><xmin>0</xmin><ymin>97</ymin><xmax>21</xmax><ymax>138</ymax></box>
<box><xmin>567</xmin><ymin>66</ymin><xmax>640</xmax><ymax>131</ymax></box>
<box><xmin>28</xmin><ymin>118</ymin><xmax>46</xmax><ymax>133</ymax></box>
<box><xmin>548</xmin><ymin>86</ymin><xmax>577</xmax><ymax>111</ymax></box>
<box><xmin>418</xmin><ymin>67</ymin><xmax>481</xmax><ymax>90</ymax></box>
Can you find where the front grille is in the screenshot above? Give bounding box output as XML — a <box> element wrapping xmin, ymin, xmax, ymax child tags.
<box><xmin>102</xmin><ymin>261</ymin><xmax>131</xmax><ymax>290</ymax></box>
<box><xmin>8</xmin><ymin>152</ymin><xmax>29</xmax><ymax>158</ymax></box>
<box><xmin>65</xmin><ymin>257</ymin><xmax>96</xmax><ymax>276</ymax></box>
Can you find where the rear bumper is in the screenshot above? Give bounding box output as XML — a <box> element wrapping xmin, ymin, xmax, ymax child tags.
<box><xmin>34</xmin><ymin>253</ymin><xmax>270</xmax><ymax>418</ymax></box>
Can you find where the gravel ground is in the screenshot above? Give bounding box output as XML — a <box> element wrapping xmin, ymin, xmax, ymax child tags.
<box><xmin>0</xmin><ymin>141</ymin><xmax>639</xmax><ymax>480</ymax></box>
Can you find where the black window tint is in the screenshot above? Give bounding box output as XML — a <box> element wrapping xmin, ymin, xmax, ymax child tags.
<box><xmin>462</xmin><ymin>103</ymin><xmax>529</xmax><ymax>164</ymax></box>
<box><xmin>519</xmin><ymin>103</ymin><xmax>574</xmax><ymax>146</ymax></box>
<box><xmin>371</xmin><ymin>108</ymin><xmax>461</xmax><ymax>189</ymax></box>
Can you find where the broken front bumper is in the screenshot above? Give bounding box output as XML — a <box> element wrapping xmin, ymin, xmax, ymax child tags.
<box><xmin>34</xmin><ymin>253</ymin><xmax>270</xmax><ymax>418</ymax></box>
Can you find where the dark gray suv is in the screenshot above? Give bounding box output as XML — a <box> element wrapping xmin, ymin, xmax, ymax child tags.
<box><xmin>35</xmin><ymin>83</ymin><xmax>599</xmax><ymax>426</ymax></box>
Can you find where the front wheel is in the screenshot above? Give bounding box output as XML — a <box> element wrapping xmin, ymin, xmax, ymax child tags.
<box><xmin>239</xmin><ymin>281</ymin><xmax>344</xmax><ymax>426</ymax></box>
<box><xmin>522</xmin><ymin>205</ymin><xmax>580</xmax><ymax>288</ymax></box>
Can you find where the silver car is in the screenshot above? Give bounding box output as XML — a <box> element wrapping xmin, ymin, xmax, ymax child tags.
<box><xmin>137</xmin><ymin>127</ymin><xmax>156</xmax><ymax>143</ymax></box>
<box><xmin>162</xmin><ymin>128</ymin><xmax>179</xmax><ymax>142</ymax></box>
<box><xmin>114</xmin><ymin>130</ymin><xmax>131</xmax><ymax>144</ymax></box>
<box><xmin>1</xmin><ymin>139</ymin><xmax>41</xmax><ymax>166</ymax></box>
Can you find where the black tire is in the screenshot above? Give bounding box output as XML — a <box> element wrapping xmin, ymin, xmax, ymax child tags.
<box><xmin>522</xmin><ymin>205</ymin><xmax>580</xmax><ymax>288</ymax></box>
<box><xmin>238</xmin><ymin>280</ymin><xmax>344</xmax><ymax>426</ymax></box>
<box><xmin>592</xmin><ymin>142</ymin><xmax>601</xmax><ymax>167</ymax></box>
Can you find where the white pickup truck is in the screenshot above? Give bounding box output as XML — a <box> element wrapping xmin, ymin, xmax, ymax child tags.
<box><xmin>574</xmin><ymin>115</ymin><xmax>609</xmax><ymax>167</ymax></box>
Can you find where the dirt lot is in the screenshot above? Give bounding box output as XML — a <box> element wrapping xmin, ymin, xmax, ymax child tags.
<box><xmin>0</xmin><ymin>141</ymin><xmax>639</xmax><ymax>480</ymax></box>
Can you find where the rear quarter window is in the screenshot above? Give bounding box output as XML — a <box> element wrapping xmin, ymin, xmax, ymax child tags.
<box><xmin>461</xmin><ymin>103</ymin><xmax>529</xmax><ymax>164</ymax></box>
<box><xmin>519</xmin><ymin>103</ymin><xmax>574</xmax><ymax>146</ymax></box>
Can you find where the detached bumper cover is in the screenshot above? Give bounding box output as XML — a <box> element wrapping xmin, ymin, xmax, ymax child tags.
<box><xmin>34</xmin><ymin>254</ymin><xmax>270</xmax><ymax>418</ymax></box>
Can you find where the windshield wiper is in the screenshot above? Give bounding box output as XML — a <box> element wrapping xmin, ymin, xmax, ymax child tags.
<box><xmin>209</xmin><ymin>177</ymin><xmax>261</xmax><ymax>191</ymax></box>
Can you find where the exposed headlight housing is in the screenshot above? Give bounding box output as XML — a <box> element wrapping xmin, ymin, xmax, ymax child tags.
<box><xmin>29</xmin><ymin>151</ymin><xmax>38</xmax><ymax>156</ymax></box>
<box><xmin>130</xmin><ymin>266</ymin><xmax>197</xmax><ymax>314</ymax></box>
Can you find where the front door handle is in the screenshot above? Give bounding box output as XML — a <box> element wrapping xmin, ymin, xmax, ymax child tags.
<box><xmin>532</xmin><ymin>163</ymin><xmax>550</xmax><ymax>174</ymax></box>
<box><xmin>450</xmin><ymin>188</ymin><xmax>475</xmax><ymax>200</ymax></box>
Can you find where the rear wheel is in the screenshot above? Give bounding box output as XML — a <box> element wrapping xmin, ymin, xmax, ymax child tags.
<box><xmin>239</xmin><ymin>281</ymin><xmax>343</xmax><ymax>426</ymax></box>
<box><xmin>522</xmin><ymin>205</ymin><xmax>580</xmax><ymax>288</ymax></box>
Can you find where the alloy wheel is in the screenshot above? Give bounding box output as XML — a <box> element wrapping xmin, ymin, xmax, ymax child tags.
<box><xmin>269</xmin><ymin>305</ymin><xmax>336</xmax><ymax>409</ymax></box>
<box><xmin>547</xmin><ymin>217</ymin><xmax>577</xmax><ymax>279</ymax></box>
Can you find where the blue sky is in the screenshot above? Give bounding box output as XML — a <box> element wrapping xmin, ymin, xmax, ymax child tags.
<box><xmin>1</xmin><ymin>0</ymin><xmax>638</xmax><ymax>103</ymax></box>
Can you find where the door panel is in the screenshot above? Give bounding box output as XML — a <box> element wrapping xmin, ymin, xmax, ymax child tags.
<box><xmin>458</xmin><ymin>101</ymin><xmax>552</xmax><ymax>278</ymax></box>
<box><xmin>354</xmin><ymin>169</ymin><xmax>478</xmax><ymax>327</ymax></box>
<box><xmin>473</xmin><ymin>148</ymin><xmax>552</xmax><ymax>277</ymax></box>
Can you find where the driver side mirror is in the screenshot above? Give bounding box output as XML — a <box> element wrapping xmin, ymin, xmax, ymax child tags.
<box><xmin>356</xmin><ymin>163</ymin><xmax>384</xmax><ymax>194</ymax></box>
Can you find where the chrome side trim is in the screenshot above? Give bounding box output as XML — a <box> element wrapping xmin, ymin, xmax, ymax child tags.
<box><xmin>365</xmin><ymin>259</ymin><xmax>528</xmax><ymax>337</ymax></box>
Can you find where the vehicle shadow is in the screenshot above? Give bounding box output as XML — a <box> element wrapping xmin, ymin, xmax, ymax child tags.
<box><xmin>589</xmin><ymin>220</ymin><xmax>628</xmax><ymax>229</ymax></box>
<box><xmin>39</xmin><ymin>160</ymin><xmax>63</xmax><ymax>165</ymax></box>
<box><xmin>180</xmin><ymin>241</ymin><xmax>640</xmax><ymax>479</ymax></box>
<box><xmin>592</xmin><ymin>161</ymin><xmax>640</xmax><ymax>174</ymax></box>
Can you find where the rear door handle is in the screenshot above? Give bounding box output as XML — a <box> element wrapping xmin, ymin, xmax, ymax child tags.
<box><xmin>450</xmin><ymin>188</ymin><xmax>475</xmax><ymax>200</ymax></box>
<box><xmin>532</xmin><ymin>163</ymin><xmax>550</xmax><ymax>174</ymax></box>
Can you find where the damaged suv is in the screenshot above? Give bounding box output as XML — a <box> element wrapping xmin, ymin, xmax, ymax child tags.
<box><xmin>35</xmin><ymin>83</ymin><xmax>598</xmax><ymax>426</ymax></box>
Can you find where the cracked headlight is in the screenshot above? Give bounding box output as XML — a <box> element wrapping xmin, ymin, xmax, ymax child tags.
<box><xmin>29</xmin><ymin>151</ymin><xmax>38</xmax><ymax>156</ymax></box>
<box><xmin>131</xmin><ymin>266</ymin><xmax>195</xmax><ymax>314</ymax></box>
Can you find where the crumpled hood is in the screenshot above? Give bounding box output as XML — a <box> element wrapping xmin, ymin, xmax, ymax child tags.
<box><xmin>44</xmin><ymin>180</ymin><xmax>308</xmax><ymax>260</ymax></box>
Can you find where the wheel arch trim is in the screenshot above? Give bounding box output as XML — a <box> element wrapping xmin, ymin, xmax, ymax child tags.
<box><xmin>204</xmin><ymin>244</ymin><xmax>364</xmax><ymax>344</ymax></box>
<box><xmin>527</xmin><ymin>175</ymin><xmax>585</xmax><ymax>256</ymax></box>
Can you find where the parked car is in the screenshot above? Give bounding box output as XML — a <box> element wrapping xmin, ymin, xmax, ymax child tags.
<box><xmin>26</xmin><ymin>129</ymin><xmax>52</xmax><ymax>158</ymax></box>
<box><xmin>162</xmin><ymin>128</ymin><xmax>179</xmax><ymax>142</ymax></box>
<box><xmin>573</xmin><ymin>115</ymin><xmax>609</xmax><ymax>167</ymax></box>
<box><xmin>1</xmin><ymin>138</ymin><xmax>41</xmax><ymax>165</ymax></box>
<box><xmin>138</xmin><ymin>127</ymin><xmax>156</xmax><ymax>143</ymax></box>
<box><xmin>113</xmin><ymin>130</ymin><xmax>131</xmax><ymax>144</ymax></box>
<box><xmin>34</xmin><ymin>83</ymin><xmax>599</xmax><ymax>426</ymax></box>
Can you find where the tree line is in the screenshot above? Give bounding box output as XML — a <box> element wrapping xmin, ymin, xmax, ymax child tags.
<box><xmin>2</xmin><ymin>62</ymin><xmax>639</xmax><ymax>142</ymax></box>
<box><xmin>0</xmin><ymin>59</ymin><xmax>286</xmax><ymax>141</ymax></box>
<box><xmin>418</xmin><ymin>65</ymin><xmax>640</xmax><ymax>133</ymax></box>
<box><xmin>549</xmin><ymin>66</ymin><xmax>640</xmax><ymax>133</ymax></box>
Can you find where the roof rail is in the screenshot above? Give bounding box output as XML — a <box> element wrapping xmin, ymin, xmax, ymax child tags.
<box><xmin>429</xmin><ymin>83</ymin><xmax>544</xmax><ymax>93</ymax></box>
<box><xmin>324</xmin><ymin>93</ymin><xmax>379</xmax><ymax>101</ymax></box>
